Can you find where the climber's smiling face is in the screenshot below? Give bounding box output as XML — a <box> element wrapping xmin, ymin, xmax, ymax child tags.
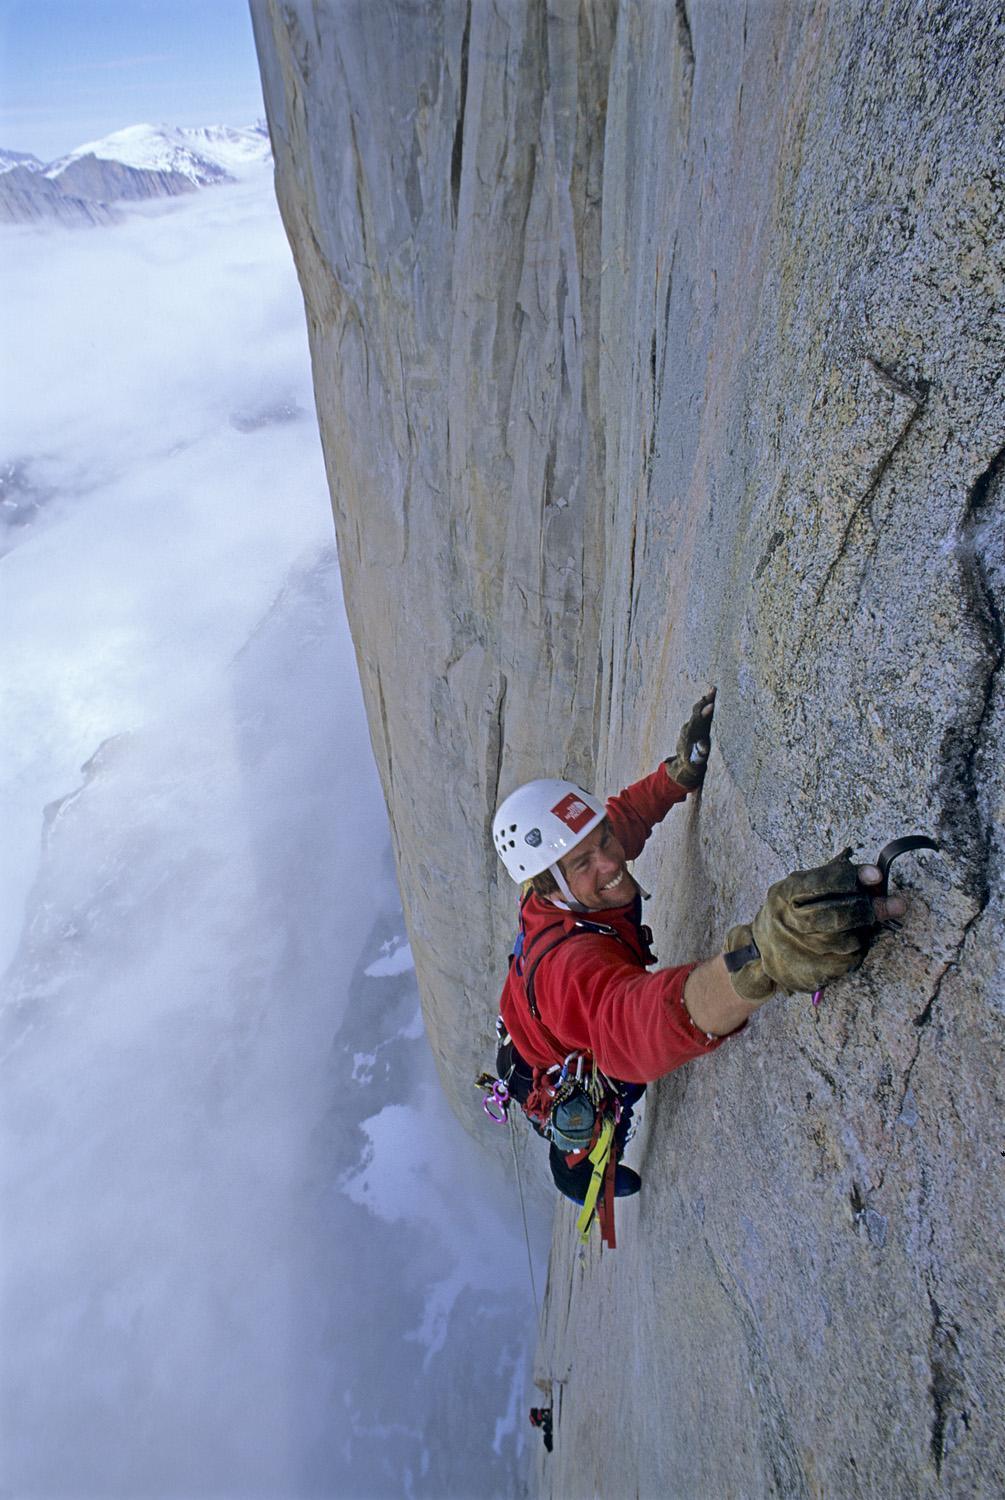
<box><xmin>560</xmin><ymin>820</ymin><xmax>636</xmax><ymax>910</ymax></box>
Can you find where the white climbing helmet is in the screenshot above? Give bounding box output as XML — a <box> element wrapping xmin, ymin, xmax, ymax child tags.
<box><xmin>493</xmin><ymin>779</ymin><xmax>606</xmax><ymax>885</ymax></box>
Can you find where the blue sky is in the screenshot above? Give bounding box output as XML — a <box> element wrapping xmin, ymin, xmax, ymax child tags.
<box><xmin>0</xmin><ymin>0</ymin><xmax>264</xmax><ymax>159</ymax></box>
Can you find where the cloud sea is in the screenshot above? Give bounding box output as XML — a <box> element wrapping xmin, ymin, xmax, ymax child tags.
<box><xmin>0</xmin><ymin>154</ymin><xmax>546</xmax><ymax>1499</ymax></box>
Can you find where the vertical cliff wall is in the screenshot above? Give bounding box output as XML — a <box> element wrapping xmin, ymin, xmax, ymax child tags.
<box><xmin>251</xmin><ymin>2</ymin><xmax>1004</xmax><ymax>1494</ymax></box>
<box><xmin>251</xmin><ymin>0</ymin><xmax>616</xmax><ymax>1116</ymax></box>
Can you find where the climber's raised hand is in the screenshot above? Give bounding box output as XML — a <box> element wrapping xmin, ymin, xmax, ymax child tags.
<box><xmin>724</xmin><ymin>849</ymin><xmax>908</xmax><ymax>1001</ymax></box>
<box><xmin>665</xmin><ymin>688</ymin><xmax>717</xmax><ymax>791</ymax></box>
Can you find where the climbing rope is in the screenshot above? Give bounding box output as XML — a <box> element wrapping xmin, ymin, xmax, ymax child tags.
<box><xmin>508</xmin><ymin>1114</ymin><xmax>541</xmax><ymax>1325</ymax></box>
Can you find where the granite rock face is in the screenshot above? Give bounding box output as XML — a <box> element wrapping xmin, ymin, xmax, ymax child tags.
<box><xmin>252</xmin><ymin>2</ymin><xmax>1004</xmax><ymax>1495</ymax></box>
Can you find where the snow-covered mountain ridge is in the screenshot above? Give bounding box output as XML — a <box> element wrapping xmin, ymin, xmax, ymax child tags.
<box><xmin>47</xmin><ymin>122</ymin><xmax>271</xmax><ymax>182</ymax></box>
<box><xmin>0</xmin><ymin>148</ymin><xmax>42</xmax><ymax>174</ymax></box>
<box><xmin>0</xmin><ymin>122</ymin><xmax>270</xmax><ymax>227</ymax></box>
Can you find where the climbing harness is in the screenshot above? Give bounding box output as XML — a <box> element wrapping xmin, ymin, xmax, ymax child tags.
<box><xmin>478</xmin><ymin>1037</ymin><xmax>626</xmax><ymax>1250</ymax></box>
<box><xmin>812</xmin><ymin>833</ymin><xmax>939</xmax><ymax>1005</ymax></box>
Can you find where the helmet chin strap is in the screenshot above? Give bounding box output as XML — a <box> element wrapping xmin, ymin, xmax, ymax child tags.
<box><xmin>549</xmin><ymin>863</ymin><xmax>648</xmax><ymax>909</ymax></box>
<box><xmin>549</xmin><ymin>863</ymin><xmax>590</xmax><ymax>914</ymax></box>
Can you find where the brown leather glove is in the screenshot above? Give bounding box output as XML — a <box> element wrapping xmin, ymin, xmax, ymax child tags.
<box><xmin>725</xmin><ymin>849</ymin><xmax>877</xmax><ymax>999</ymax></box>
<box><xmin>665</xmin><ymin>690</ymin><xmax>716</xmax><ymax>790</ymax></box>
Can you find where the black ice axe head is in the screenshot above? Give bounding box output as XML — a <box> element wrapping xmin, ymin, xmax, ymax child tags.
<box><xmin>874</xmin><ymin>835</ymin><xmax>940</xmax><ymax>897</ymax></box>
<box><xmin>810</xmin><ymin>835</ymin><xmax>940</xmax><ymax>1003</ymax></box>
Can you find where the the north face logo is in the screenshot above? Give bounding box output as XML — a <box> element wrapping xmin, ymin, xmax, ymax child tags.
<box><xmin>551</xmin><ymin>792</ymin><xmax>594</xmax><ymax>833</ymax></box>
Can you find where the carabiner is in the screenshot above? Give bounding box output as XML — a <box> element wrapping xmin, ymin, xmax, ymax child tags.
<box><xmin>559</xmin><ymin>1050</ymin><xmax>580</xmax><ymax>1084</ymax></box>
<box><xmin>482</xmin><ymin>1079</ymin><xmax>510</xmax><ymax>1124</ymax></box>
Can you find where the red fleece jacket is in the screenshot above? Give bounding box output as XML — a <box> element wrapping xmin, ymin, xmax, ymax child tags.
<box><xmin>499</xmin><ymin>765</ymin><xmax>731</xmax><ymax>1084</ymax></box>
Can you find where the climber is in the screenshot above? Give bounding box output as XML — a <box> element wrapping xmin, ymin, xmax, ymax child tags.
<box><xmin>528</xmin><ymin>1407</ymin><xmax>554</xmax><ymax>1453</ymax></box>
<box><xmin>492</xmin><ymin>689</ymin><xmax>907</xmax><ymax>1207</ymax></box>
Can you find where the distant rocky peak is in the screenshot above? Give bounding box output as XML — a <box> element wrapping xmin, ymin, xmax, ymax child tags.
<box><xmin>0</xmin><ymin>121</ymin><xmax>270</xmax><ymax>227</ymax></box>
<box><xmin>0</xmin><ymin>149</ymin><xmax>42</xmax><ymax>175</ymax></box>
<box><xmin>47</xmin><ymin>122</ymin><xmax>270</xmax><ymax>184</ymax></box>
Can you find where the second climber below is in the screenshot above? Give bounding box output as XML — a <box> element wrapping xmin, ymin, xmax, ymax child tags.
<box><xmin>492</xmin><ymin>689</ymin><xmax>907</xmax><ymax>1206</ymax></box>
